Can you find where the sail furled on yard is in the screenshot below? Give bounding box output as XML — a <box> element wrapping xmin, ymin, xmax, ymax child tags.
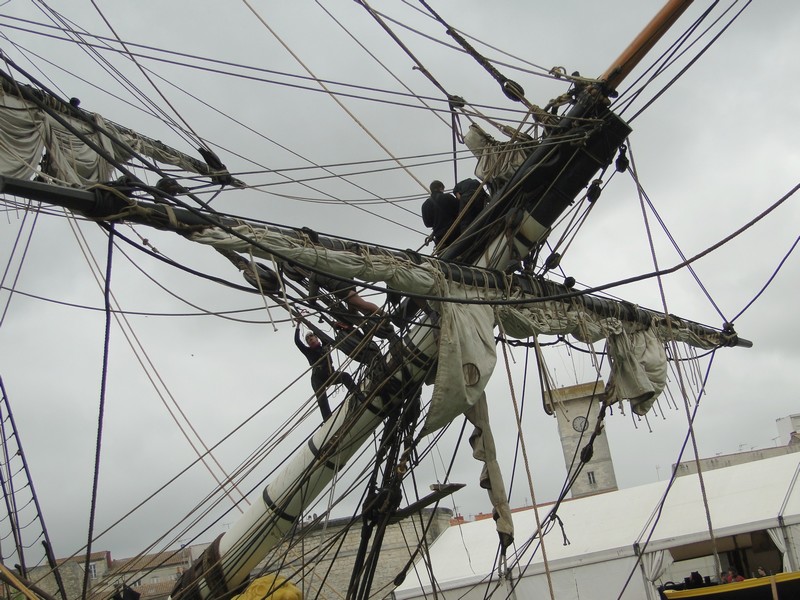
<box><xmin>497</xmin><ymin>302</ymin><xmax>668</xmax><ymax>415</ymax></box>
<box><xmin>187</xmin><ymin>225</ymin><xmax>728</xmax><ymax>424</ymax></box>
<box><xmin>463</xmin><ymin>123</ymin><xmax>538</xmax><ymax>188</ymax></box>
<box><xmin>0</xmin><ymin>85</ymin><xmax>222</xmax><ymax>186</ymax></box>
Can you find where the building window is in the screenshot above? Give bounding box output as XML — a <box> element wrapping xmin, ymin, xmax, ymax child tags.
<box><xmin>88</xmin><ymin>564</ymin><xmax>97</xmax><ymax>579</ymax></box>
<box><xmin>587</xmin><ymin>471</ymin><xmax>596</xmax><ymax>485</ymax></box>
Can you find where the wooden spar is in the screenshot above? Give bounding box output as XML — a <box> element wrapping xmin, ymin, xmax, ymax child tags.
<box><xmin>599</xmin><ymin>0</ymin><xmax>695</xmax><ymax>91</ymax></box>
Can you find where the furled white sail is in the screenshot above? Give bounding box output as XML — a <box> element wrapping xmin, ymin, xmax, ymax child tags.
<box><xmin>188</xmin><ymin>225</ymin><xmax>716</xmax><ymax>426</ymax></box>
<box><xmin>0</xmin><ymin>87</ymin><xmax>218</xmax><ymax>185</ymax></box>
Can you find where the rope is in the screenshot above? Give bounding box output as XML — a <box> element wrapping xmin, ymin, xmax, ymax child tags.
<box><xmin>496</xmin><ymin>318</ymin><xmax>556</xmax><ymax>600</ymax></box>
<box><xmin>246</xmin><ymin>242</ymin><xmax>278</xmax><ymax>332</ymax></box>
<box><xmin>731</xmin><ymin>234</ymin><xmax>799</xmax><ymax>324</ymax></box>
<box><xmin>243</xmin><ymin>0</ymin><xmax>428</xmax><ymax>192</ymax></box>
<box><xmin>631</xmin><ymin>148</ymin><xmax>723</xmax><ymax>583</ymax></box>
<box><xmin>70</xmin><ymin>222</ymin><xmax>252</xmax><ymax>512</ymax></box>
<box><xmin>624</xmin><ymin>140</ymin><xmax>728</xmax><ymax>323</ymax></box>
<box><xmin>81</xmin><ymin>223</ymin><xmax>114</xmax><ymax>600</ymax></box>
<box><xmin>0</xmin><ymin>201</ymin><xmax>39</xmax><ymax>329</ymax></box>
<box><xmin>416</xmin><ymin>0</ymin><xmax>555</xmax><ymax>126</ymax></box>
<box><xmin>88</xmin><ymin>0</ymin><xmax>208</xmax><ymax>149</ymax></box>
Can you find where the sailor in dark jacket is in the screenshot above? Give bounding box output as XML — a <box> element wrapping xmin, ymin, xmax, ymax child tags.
<box><xmin>452</xmin><ymin>178</ymin><xmax>488</xmax><ymax>234</ymax></box>
<box><xmin>421</xmin><ymin>180</ymin><xmax>459</xmax><ymax>248</ymax></box>
<box><xmin>294</xmin><ymin>325</ymin><xmax>355</xmax><ymax>421</ymax></box>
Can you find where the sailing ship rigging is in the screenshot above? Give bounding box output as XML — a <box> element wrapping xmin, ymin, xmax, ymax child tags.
<box><xmin>0</xmin><ymin>1</ymin><xmax>798</xmax><ymax>600</ymax></box>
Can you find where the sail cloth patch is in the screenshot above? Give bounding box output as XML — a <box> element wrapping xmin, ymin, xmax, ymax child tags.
<box><xmin>423</xmin><ymin>281</ymin><xmax>497</xmax><ymax>434</ymax></box>
<box><xmin>604</xmin><ymin>324</ymin><xmax>667</xmax><ymax>415</ymax></box>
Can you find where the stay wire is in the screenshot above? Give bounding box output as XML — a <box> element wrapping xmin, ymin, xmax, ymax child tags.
<box><xmin>0</xmin><ymin>56</ymin><xmax>219</xmax><ymax>216</ymax></box>
<box><xmin>496</xmin><ymin>326</ymin><xmax>555</xmax><ymax>600</ymax></box>
<box><xmin>314</xmin><ymin>0</ymin><xmax>450</xmax><ymax>131</ymax></box>
<box><xmin>611</xmin><ymin>0</ymin><xmax>720</xmax><ymax>116</ymax></box>
<box><xmin>126</xmin><ymin>49</ymin><xmax>427</xmax><ymax>228</ymax></box>
<box><xmin>244</xmin><ymin>0</ymin><xmax>428</xmax><ymax>192</ymax></box>
<box><xmin>28</xmin><ymin>4</ymin><xmax>177</xmax><ymax>129</ymax></box>
<box><xmin>80</xmin><ymin>224</ymin><xmax>114</xmax><ymax>600</ymax></box>
<box><xmin>730</xmin><ymin>235</ymin><xmax>799</xmax><ymax>325</ymax></box>
<box><xmin>31</xmin><ymin>4</ymin><xmax>199</xmax><ymax>151</ymax></box>
<box><xmin>633</xmin><ymin>146</ymin><xmax>724</xmax><ymax>593</ymax></box>
<box><xmin>0</xmin><ymin>202</ymin><xmax>38</xmax><ymax>329</ymax></box>
<box><xmin>0</xmin><ymin>13</ymin><xmax>534</xmax><ymax>118</ymax></box>
<box><xmin>625</xmin><ymin>140</ymin><xmax>728</xmax><ymax>323</ymax></box>
<box><xmin>394</xmin><ymin>0</ymin><xmax>572</xmax><ymax>84</ymax></box>
<box><xmin>625</xmin><ymin>2</ymin><xmax>749</xmax><ymax>125</ymax></box>
<box><xmin>615</xmin><ymin>353</ymin><xmax>718</xmax><ymax>600</ymax></box>
<box><xmin>88</xmin><ymin>0</ymin><xmax>207</xmax><ymax>150</ymax></box>
<box><xmin>416</xmin><ymin>0</ymin><xmax>545</xmax><ymax>120</ymax></box>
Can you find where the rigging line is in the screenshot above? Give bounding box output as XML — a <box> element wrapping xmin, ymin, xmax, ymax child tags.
<box><xmin>1</xmin><ymin>13</ymin><xmax>531</xmax><ymax>116</ymax></box>
<box><xmin>0</xmin><ymin>399</ymin><xmax>26</xmax><ymax>575</ymax></box>
<box><xmin>496</xmin><ymin>327</ymin><xmax>556</xmax><ymax>600</ymax></box>
<box><xmin>626</xmin><ymin>140</ymin><xmax>727</xmax><ymax>323</ymax></box>
<box><xmin>425</xmin><ymin>181</ymin><xmax>800</xmax><ymax>308</ymax></box>
<box><xmin>730</xmin><ymin>235</ymin><xmax>799</xmax><ymax>325</ymax></box>
<box><xmin>634</xmin><ymin>159</ymin><xmax>723</xmax><ymax>590</ymax></box>
<box><xmin>242</xmin><ymin>0</ymin><xmax>427</xmax><ymax>193</ymax></box>
<box><xmin>0</xmin><ymin>285</ymin><xmax>293</xmax><ymax>322</ymax></box>
<box><xmin>415</xmin><ymin>0</ymin><xmax>541</xmax><ymax>116</ymax></box>
<box><xmin>68</xmin><ymin>218</ymin><xmax>252</xmax><ymax>512</ymax></box>
<box><xmin>0</xmin><ymin>201</ymin><xmax>38</xmax><ymax>329</ymax></box>
<box><xmin>238</xmin><ymin>132</ymin><xmax>584</xmax><ymax>189</ymax></box>
<box><xmin>81</xmin><ymin>362</ymin><xmax>311</xmax><ymax>563</ymax></box>
<box><xmin>398</xmin><ymin>0</ymin><xmax>565</xmax><ymax>79</ymax></box>
<box><xmin>388</xmin><ymin>1</ymin><xmax>572</xmax><ymax>85</ymax></box>
<box><xmin>29</xmin><ymin>4</ymin><xmax>199</xmax><ymax>152</ymax></box>
<box><xmin>0</xmin><ymin>33</ymin><xmax>70</xmax><ymax>102</ymax></box>
<box><xmin>115</xmin><ymin>227</ymin><xmax>274</xmax><ymax>320</ymax></box>
<box><xmin>2</xmin><ymin>15</ymin><xmax>541</xmax><ymax>131</ymax></box>
<box><xmin>87</xmin><ymin>0</ymin><xmax>207</xmax><ymax>150</ymax></box>
<box><xmin>314</xmin><ymin>0</ymin><xmax>450</xmax><ymax>131</ymax></box>
<box><xmin>619</xmin><ymin>354</ymin><xmax>718</xmax><ymax>600</ymax></box>
<box><xmin>80</xmin><ymin>223</ymin><xmax>114</xmax><ymax>600</ymax></box>
<box><xmin>111</xmin><ymin>227</ymin><xmax>293</xmax><ymax>300</ymax></box>
<box><xmin>355</xmin><ymin>0</ymin><xmax>458</xmax><ymax>104</ymax></box>
<box><xmin>127</xmin><ymin>61</ymin><xmax>427</xmax><ymax>226</ymax></box>
<box><xmin>0</xmin><ymin>58</ymin><xmax>220</xmax><ymax>217</ymax></box>
<box><xmin>611</xmin><ymin>0</ymin><xmax>719</xmax><ymax>116</ymax></box>
<box><xmin>625</xmin><ymin>1</ymin><xmax>750</xmax><ymax>124</ymax></box>
<box><xmin>0</xmin><ymin>35</ymin><xmax>214</xmax><ymax>157</ymax></box>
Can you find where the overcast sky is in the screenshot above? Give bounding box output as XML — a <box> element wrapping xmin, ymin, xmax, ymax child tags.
<box><xmin>0</xmin><ymin>0</ymin><xmax>798</xmax><ymax>567</ymax></box>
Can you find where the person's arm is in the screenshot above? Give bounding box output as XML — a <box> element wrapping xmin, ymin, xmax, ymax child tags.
<box><xmin>294</xmin><ymin>325</ymin><xmax>304</xmax><ymax>351</ymax></box>
<box><xmin>421</xmin><ymin>198</ymin><xmax>433</xmax><ymax>227</ymax></box>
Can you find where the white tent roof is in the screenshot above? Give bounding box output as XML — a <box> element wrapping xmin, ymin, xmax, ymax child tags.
<box><xmin>394</xmin><ymin>452</ymin><xmax>800</xmax><ymax>598</ymax></box>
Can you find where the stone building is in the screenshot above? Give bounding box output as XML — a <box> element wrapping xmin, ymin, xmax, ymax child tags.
<box><xmin>23</xmin><ymin>508</ymin><xmax>451</xmax><ymax>600</ymax></box>
<box><xmin>25</xmin><ymin>551</ymin><xmax>112</xmax><ymax>600</ymax></box>
<box><xmin>551</xmin><ymin>381</ymin><xmax>618</xmax><ymax>497</ymax></box>
<box><xmin>674</xmin><ymin>415</ymin><xmax>800</xmax><ymax>477</ymax></box>
<box><xmin>251</xmin><ymin>507</ymin><xmax>452</xmax><ymax>600</ymax></box>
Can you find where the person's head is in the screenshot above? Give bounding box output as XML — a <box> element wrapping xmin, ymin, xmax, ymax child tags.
<box><xmin>305</xmin><ymin>332</ymin><xmax>321</xmax><ymax>348</ymax></box>
<box><xmin>429</xmin><ymin>180</ymin><xmax>445</xmax><ymax>194</ymax></box>
<box><xmin>452</xmin><ymin>179</ymin><xmax>476</xmax><ymax>199</ymax></box>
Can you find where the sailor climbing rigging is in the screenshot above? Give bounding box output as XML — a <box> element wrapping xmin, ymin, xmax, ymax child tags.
<box><xmin>294</xmin><ymin>323</ymin><xmax>357</xmax><ymax>421</ymax></box>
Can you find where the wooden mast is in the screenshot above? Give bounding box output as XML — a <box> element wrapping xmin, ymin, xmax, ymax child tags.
<box><xmin>600</xmin><ymin>0</ymin><xmax>695</xmax><ymax>91</ymax></box>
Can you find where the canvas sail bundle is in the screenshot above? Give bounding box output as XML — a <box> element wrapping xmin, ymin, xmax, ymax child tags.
<box><xmin>188</xmin><ymin>225</ymin><xmax>689</xmax><ymax>425</ymax></box>
<box><xmin>0</xmin><ymin>87</ymin><xmax>219</xmax><ymax>185</ymax></box>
